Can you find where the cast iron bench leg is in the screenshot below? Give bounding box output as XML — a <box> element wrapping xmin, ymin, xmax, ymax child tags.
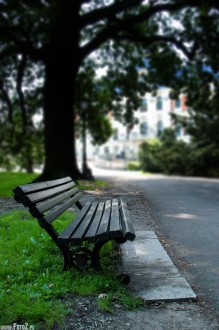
<box><xmin>92</xmin><ymin>240</ymin><xmax>108</xmax><ymax>269</ymax></box>
<box><xmin>57</xmin><ymin>245</ymin><xmax>72</xmax><ymax>271</ymax></box>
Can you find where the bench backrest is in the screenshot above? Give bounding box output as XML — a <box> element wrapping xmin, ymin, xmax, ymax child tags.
<box><xmin>13</xmin><ymin>176</ymin><xmax>83</xmax><ymax>229</ymax></box>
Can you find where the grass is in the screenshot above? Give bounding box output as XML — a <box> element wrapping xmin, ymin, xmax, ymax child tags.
<box><xmin>76</xmin><ymin>179</ymin><xmax>108</xmax><ymax>191</ymax></box>
<box><xmin>0</xmin><ymin>209</ymin><xmax>144</xmax><ymax>329</ymax></box>
<box><xmin>0</xmin><ymin>172</ymin><xmax>38</xmax><ymax>197</ymax></box>
<box><xmin>0</xmin><ymin>171</ymin><xmax>107</xmax><ymax>198</ymax></box>
<box><xmin>0</xmin><ymin>172</ymin><xmax>143</xmax><ymax>329</ymax></box>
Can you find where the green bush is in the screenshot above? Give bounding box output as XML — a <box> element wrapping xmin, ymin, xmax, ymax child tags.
<box><xmin>158</xmin><ymin>140</ymin><xmax>190</xmax><ymax>175</ymax></box>
<box><xmin>139</xmin><ymin>128</ymin><xmax>219</xmax><ymax>177</ymax></box>
<box><xmin>139</xmin><ymin>129</ymin><xmax>190</xmax><ymax>175</ymax></box>
<box><xmin>139</xmin><ymin>138</ymin><xmax>162</xmax><ymax>173</ymax></box>
<box><xmin>186</xmin><ymin>144</ymin><xmax>219</xmax><ymax>177</ymax></box>
<box><xmin>126</xmin><ymin>161</ymin><xmax>141</xmax><ymax>171</ymax></box>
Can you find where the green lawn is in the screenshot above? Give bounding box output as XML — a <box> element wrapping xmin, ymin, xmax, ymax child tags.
<box><xmin>0</xmin><ymin>172</ymin><xmax>38</xmax><ymax>197</ymax></box>
<box><xmin>0</xmin><ymin>209</ymin><xmax>143</xmax><ymax>328</ymax></box>
<box><xmin>0</xmin><ymin>172</ymin><xmax>142</xmax><ymax>329</ymax></box>
<box><xmin>0</xmin><ymin>172</ymin><xmax>108</xmax><ymax>198</ymax></box>
<box><xmin>76</xmin><ymin>179</ymin><xmax>108</xmax><ymax>190</ymax></box>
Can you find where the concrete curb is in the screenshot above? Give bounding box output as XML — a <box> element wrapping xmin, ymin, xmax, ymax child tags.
<box><xmin>120</xmin><ymin>231</ymin><xmax>196</xmax><ymax>302</ymax></box>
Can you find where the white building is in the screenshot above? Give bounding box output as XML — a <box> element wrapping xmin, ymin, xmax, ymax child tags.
<box><xmin>77</xmin><ymin>87</ymin><xmax>189</xmax><ymax>168</ymax></box>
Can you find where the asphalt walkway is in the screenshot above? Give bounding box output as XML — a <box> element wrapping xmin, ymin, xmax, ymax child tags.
<box><xmin>85</xmin><ymin>167</ymin><xmax>196</xmax><ymax>302</ymax></box>
<box><xmin>86</xmin><ymin>164</ymin><xmax>219</xmax><ymax>329</ymax></box>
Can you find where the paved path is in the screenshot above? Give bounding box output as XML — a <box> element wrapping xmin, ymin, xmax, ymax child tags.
<box><xmin>127</xmin><ymin>175</ymin><xmax>219</xmax><ymax>319</ymax></box>
<box><xmin>91</xmin><ymin>165</ymin><xmax>219</xmax><ymax>321</ymax></box>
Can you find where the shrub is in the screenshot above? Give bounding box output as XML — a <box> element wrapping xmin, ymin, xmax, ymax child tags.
<box><xmin>126</xmin><ymin>161</ymin><xmax>141</xmax><ymax>171</ymax></box>
<box><xmin>139</xmin><ymin>138</ymin><xmax>162</xmax><ymax>173</ymax></box>
<box><xmin>186</xmin><ymin>144</ymin><xmax>219</xmax><ymax>177</ymax></box>
<box><xmin>139</xmin><ymin>129</ymin><xmax>190</xmax><ymax>175</ymax></box>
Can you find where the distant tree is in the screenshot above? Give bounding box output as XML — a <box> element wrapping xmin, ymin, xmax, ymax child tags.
<box><xmin>75</xmin><ymin>62</ymin><xmax>113</xmax><ymax>178</ymax></box>
<box><xmin>0</xmin><ymin>54</ymin><xmax>44</xmax><ymax>172</ymax></box>
<box><xmin>0</xmin><ymin>1</ymin><xmax>219</xmax><ymax>179</ymax></box>
<box><xmin>75</xmin><ymin>61</ymin><xmax>113</xmax><ymax>145</ymax></box>
<box><xmin>172</xmin><ymin>68</ymin><xmax>219</xmax><ymax>176</ymax></box>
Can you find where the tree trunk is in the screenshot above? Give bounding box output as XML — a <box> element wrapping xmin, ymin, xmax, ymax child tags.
<box><xmin>38</xmin><ymin>1</ymin><xmax>83</xmax><ymax>181</ymax></box>
<box><xmin>41</xmin><ymin>58</ymin><xmax>82</xmax><ymax>180</ymax></box>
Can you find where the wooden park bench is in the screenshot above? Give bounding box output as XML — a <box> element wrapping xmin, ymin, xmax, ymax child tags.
<box><xmin>13</xmin><ymin>176</ymin><xmax>135</xmax><ymax>272</ymax></box>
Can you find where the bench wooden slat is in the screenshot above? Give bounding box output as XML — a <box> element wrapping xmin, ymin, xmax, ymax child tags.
<box><xmin>58</xmin><ymin>202</ymin><xmax>92</xmax><ymax>244</ymax></box>
<box><xmin>69</xmin><ymin>202</ymin><xmax>99</xmax><ymax>245</ymax></box>
<box><xmin>21</xmin><ymin>181</ymin><xmax>77</xmax><ymax>206</ymax></box>
<box><xmin>85</xmin><ymin>201</ymin><xmax>105</xmax><ymax>242</ymax></box>
<box><xmin>109</xmin><ymin>199</ymin><xmax>121</xmax><ymax>239</ymax></box>
<box><xmin>42</xmin><ymin>192</ymin><xmax>83</xmax><ymax>225</ymax></box>
<box><xmin>96</xmin><ymin>200</ymin><xmax>111</xmax><ymax>241</ymax></box>
<box><xmin>120</xmin><ymin>200</ymin><xmax>135</xmax><ymax>241</ymax></box>
<box><xmin>28</xmin><ymin>187</ymin><xmax>81</xmax><ymax>218</ymax></box>
<box><xmin>35</xmin><ymin>187</ymin><xmax>80</xmax><ymax>215</ymax></box>
<box><xmin>13</xmin><ymin>176</ymin><xmax>73</xmax><ymax>199</ymax></box>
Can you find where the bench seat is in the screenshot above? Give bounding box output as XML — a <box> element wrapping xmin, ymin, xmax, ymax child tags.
<box><xmin>13</xmin><ymin>176</ymin><xmax>135</xmax><ymax>271</ymax></box>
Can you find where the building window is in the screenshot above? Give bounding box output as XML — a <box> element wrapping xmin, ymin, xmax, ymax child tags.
<box><xmin>157</xmin><ymin>120</ymin><xmax>163</xmax><ymax>137</ymax></box>
<box><xmin>94</xmin><ymin>147</ymin><xmax>100</xmax><ymax>155</ymax></box>
<box><xmin>104</xmin><ymin>146</ymin><xmax>109</xmax><ymax>154</ymax></box>
<box><xmin>120</xmin><ymin>133</ymin><xmax>125</xmax><ymax>141</ymax></box>
<box><xmin>175</xmin><ymin>98</ymin><xmax>181</xmax><ymax>108</ymax></box>
<box><xmin>114</xmin><ymin>146</ymin><xmax>120</xmax><ymax>157</ymax></box>
<box><xmin>156</xmin><ymin>96</ymin><xmax>163</xmax><ymax>110</ymax></box>
<box><xmin>140</xmin><ymin>99</ymin><xmax>148</xmax><ymax>112</ymax></box>
<box><xmin>140</xmin><ymin>122</ymin><xmax>148</xmax><ymax>136</ymax></box>
<box><xmin>113</xmin><ymin>128</ymin><xmax>118</xmax><ymax>140</ymax></box>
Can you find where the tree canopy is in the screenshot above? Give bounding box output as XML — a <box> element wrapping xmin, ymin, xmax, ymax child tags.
<box><xmin>0</xmin><ymin>0</ymin><xmax>219</xmax><ymax>179</ymax></box>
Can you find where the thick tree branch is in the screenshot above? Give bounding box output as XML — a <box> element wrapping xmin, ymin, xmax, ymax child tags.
<box><xmin>80</xmin><ymin>0</ymin><xmax>219</xmax><ymax>59</ymax></box>
<box><xmin>80</xmin><ymin>0</ymin><xmax>143</xmax><ymax>28</ymax></box>
<box><xmin>81</xmin><ymin>0</ymin><xmax>219</xmax><ymax>29</ymax></box>
<box><xmin>116</xmin><ymin>29</ymin><xmax>196</xmax><ymax>60</ymax></box>
<box><xmin>80</xmin><ymin>25</ymin><xmax>118</xmax><ymax>59</ymax></box>
<box><xmin>120</xmin><ymin>0</ymin><xmax>219</xmax><ymax>27</ymax></box>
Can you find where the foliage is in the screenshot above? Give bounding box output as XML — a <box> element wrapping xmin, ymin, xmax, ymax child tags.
<box><xmin>157</xmin><ymin>129</ymin><xmax>190</xmax><ymax>175</ymax></box>
<box><xmin>185</xmin><ymin>144</ymin><xmax>219</xmax><ymax>177</ymax></box>
<box><xmin>139</xmin><ymin>129</ymin><xmax>190</xmax><ymax>175</ymax></box>
<box><xmin>139</xmin><ymin>127</ymin><xmax>219</xmax><ymax>177</ymax></box>
<box><xmin>76</xmin><ymin>62</ymin><xmax>113</xmax><ymax>146</ymax></box>
<box><xmin>0</xmin><ymin>121</ymin><xmax>44</xmax><ymax>173</ymax></box>
<box><xmin>0</xmin><ymin>1</ymin><xmax>219</xmax><ymax>179</ymax></box>
<box><xmin>139</xmin><ymin>138</ymin><xmax>162</xmax><ymax>173</ymax></box>
<box><xmin>0</xmin><ymin>53</ymin><xmax>44</xmax><ymax>172</ymax></box>
<box><xmin>0</xmin><ymin>209</ymin><xmax>143</xmax><ymax>328</ymax></box>
<box><xmin>171</xmin><ymin>66</ymin><xmax>219</xmax><ymax>176</ymax></box>
<box><xmin>126</xmin><ymin>161</ymin><xmax>141</xmax><ymax>171</ymax></box>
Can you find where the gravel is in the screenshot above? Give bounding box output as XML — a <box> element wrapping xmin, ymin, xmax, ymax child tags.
<box><xmin>54</xmin><ymin>294</ymin><xmax>219</xmax><ymax>330</ymax></box>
